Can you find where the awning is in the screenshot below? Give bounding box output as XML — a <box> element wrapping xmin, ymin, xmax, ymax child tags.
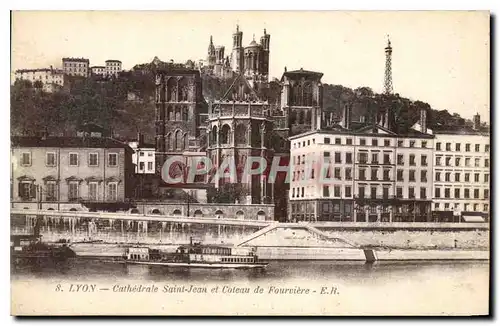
<box><xmin>462</xmin><ymin>215</ymin><xmax>486</xmax><ymax>223</ymax></box>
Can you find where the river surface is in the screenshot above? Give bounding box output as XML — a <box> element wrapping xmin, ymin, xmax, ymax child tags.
<box><xmin>11</xmin><ymin>259</ymin><xmax>489</xmax><ymax>316</ymax></box>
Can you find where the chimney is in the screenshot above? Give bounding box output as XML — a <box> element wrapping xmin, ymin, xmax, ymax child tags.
<box><xmin>342</xmin><ymin>103</ymin><xmax>352</xmax><ymax>129</ymax></box>
<box><xmin>420</xmin><ymin>107</ymin><xmax>427</xmax><ymax>134</ymax></box>
<box><xmin>137</xmin><ymin>132</ymin><xmax>145</xmax><ymax>146</ymax></box>
<box><xmin>473</xmin><ymin>113</ymin><xmax>481</xmax><ymax>130</ymax></box>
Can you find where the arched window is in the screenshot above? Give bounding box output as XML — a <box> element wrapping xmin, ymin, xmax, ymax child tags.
<box><xmin>170</xmin><ymin>133</ymin><xmax>176</xmax><ymax>151</ymax></box>
<box><xmin>290</xmin><ymin>111</ymin><xmax>297</xmax><ymax>124</ymax></box>
<box><xmin>166</xmin><ymin>133</ymin><xmax>171</xmax><ymax>150</ymax></box>
<box><xmin>215</xmin><ymin>210</ymin><xmax>223</xmax><ymax>219</ymax></box>
<box><xmin>167</xmin><ymin>106</ymin><xmax>173</xmax><ymax>121</ymax></box>
<box><xmin>172</xmin><ymin>209</ymin><xmax>182</xmax><ymax>216</ymax></box>
<box><xmin>298</xmin><ymin>111</ymin><xmax>305</xmax><ymax>124</ymax></box>
<box><xmin>178</xmin><ymin>77</ymin><xmax>188</xmax><ymax>102</ymax></box>
<box><xmin>130</xmin><ymin>208</ymin><xmax>140</xmax><ymax>214</ymax></box>
<box><xmin>303</xmin><ymin>83</ymin><xmax>313</xmax><ymax>106</ymax></box>
<box><xmin>234</xmin><ymin>124</ymin><xmax>247</xmax><ymax>146</ymax></box>
<box><xmin>211</xmin><ymin>126</ymin><xmax>218</xmax><ymax>145</ymax></box>
<box><xmin>257</xmin><ymin>210</ymin><xmax>266</xmax><ymax>220</ymax></box>
<box><xmin>220</xmin><ymin>124</ymin><xmax>231</xmax><ymax>145</ymax></box>
<box><xmin>167</xmin><ymin>78</ymin><xmax>177</xmax><ymax>102</ymax></box>
<box><xmin>182</xmin><ymin>107</ymin><xmax>188</xmax><ymax>121</ymax></box>
<box><xmin>194</xmin><ymin>209</ymin><xmax>203</xmax><ymax>218</ymax></box>
<box><xmin>236</xmin><ymin>210</ymin><xmax>245</xmax><ymax>220</ymax></box>
<box><xmin>183</xmin><ymin>133</ymin><xmax>188</xmax><ymax>150</ymax></box>
<box><xmin>69</xmin><ymin>208</ymin><xmax>77</xmax><ymax>212</ymax></box>
<box><xmin>151</xmin><ymin>208</ymin><xmax>161</xmax><ymax>215</ymax></box>
<box><xmin>175</xmin><ymin>130</ymin><xmax>183</xmax><ymax>150</ymax></box>
<box><xmin>175</xmin><ymin>107</ymin><xmax>181</xmax><ymax>121</ymax></box>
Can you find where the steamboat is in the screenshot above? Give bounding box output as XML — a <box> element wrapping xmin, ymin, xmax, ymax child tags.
<box><xmin>122</xmin><ymin>238</ymin><xmax>268</xmax><ymax>269</ymax></box>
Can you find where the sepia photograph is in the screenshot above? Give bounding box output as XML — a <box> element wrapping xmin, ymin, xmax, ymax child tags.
<box><xmin>9</xmin><ymin>10</ymin><xmax>490</xmax><ymax>316</ymax></box>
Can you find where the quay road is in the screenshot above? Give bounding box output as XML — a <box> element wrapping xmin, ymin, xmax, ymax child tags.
<box><xmin>11</xmin><ymin>209</ymin><xmax>489</xmax><ymax>230</ymax></box>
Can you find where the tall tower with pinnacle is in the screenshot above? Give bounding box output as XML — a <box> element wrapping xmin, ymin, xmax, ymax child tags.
<box><xmin>384</xmin><ymin>36</ymin><xmax>393</xmax><ymax>95</ymax></box>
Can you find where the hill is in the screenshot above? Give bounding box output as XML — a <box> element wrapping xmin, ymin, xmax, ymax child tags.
<box><xmin>10</xmin><ymin>70</ymin><xmax>483</xmax><ymax>142</ymax></box>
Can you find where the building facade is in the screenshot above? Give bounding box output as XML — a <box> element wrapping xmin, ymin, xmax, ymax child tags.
<box><xmin>288</xmin><ymin>105</ymin><xmax>434</xmax><ymax>223</ymax></box>
<box><xmin>11</xmin><ymin>135</ymin><xmax>135</xmax><ymax>211</ymax></box>
<box><xmin>105</xmin><ymin>60</ymin><xmax>122</xmax><ymax>77</ymax></box>
<box><xmin>129</xmin><ymin>135</ymin><xmax>156</xmax><ymax>174</ymax></box>
<box><xmin>62</xmin><ymin>57</ymin><xmax>90</xmax><ymax>77</ymax></box>
<box><xmin>206</xmin><ymin>74</ymin><xmax>274</xmax><ymax>205</ymax></box>
<box><xmin>90</xmin><ymin>66</ymin><xmax>106</xmax><ymax>77</ymax></box>
<box><xmin>154</xmin><ymin>67</ymin><xmax>206</xmax><ymax>174</ymax></box>
<box><xmin>425</xmin><ymin>115</ymin><xmax>490</xmax><ymax>221</ymax></box>
<box><xmin>14</xmin><ymin>67</ymin><xmax>64</xmax><ymax>92</ymax></box>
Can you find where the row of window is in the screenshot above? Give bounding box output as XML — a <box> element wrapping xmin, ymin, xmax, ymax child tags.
<box><xmin>138</xmin><ymin>161</ymin><xmax>154</xmax><ymax>171</ymax></box>
<box><xmin>221</xmin><ymin>257</ymin><xmax>254</xmax><ymax>263</ymax></box>
<box><xmin>436</xmin><ymin>142</ymin><xmax>489</xmax><ymax>153</ymax></box>
<box><xmin>435</xmin><ymin>188</ymin><xmax>489</xmax><ymax>199</ymax></box>
<box><xmin>434</xmin><ymin>202</ymin><xmax>489</xmax><ymax>212</ymax></box>
<box><xmin>435</xmin><ymin>172</ymin><xmax>489</xmax><ymax>183</ymax></box>
<box><xmin>64</xmin><ymin>63</ymin><xmax>88</xmax><ymax>67</ymax></box>
<box><xmin>292</xmin><ymin>168</ymin><xmax>429</xmax><ymax>183</ymax></box>
<box><xmin>436</xmin><ymin>156</ymin><xmax>489</xmax><ymax>168</ymax></box>
<box><xmin>20</xmin><ymin>152</ymin><xmax>119</xmax><ymax>167</ymax></box>
<box><xmin>18</xmin><ymin>181</ymin><xmax>119</xmax><ymax>202</ymax></box>
<box><xmin>294</xmin><ymin>138</ymin><xmax>431</xmax><ymax>148</ymax></box>
<box><xmin>292</xmin><ymin>185</ymin><xmax>430</xmax><ymax>200</ymax></box>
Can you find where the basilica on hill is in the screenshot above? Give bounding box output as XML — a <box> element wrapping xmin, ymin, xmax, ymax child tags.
<box><xmin>154</xmin><ymin>25</ymin><xmax>325</xmax><ymax>220</ymax></box>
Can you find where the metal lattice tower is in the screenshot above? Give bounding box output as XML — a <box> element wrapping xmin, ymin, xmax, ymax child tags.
<box><xmin>384</xmin><ymin>35</ymin><xmax>393</xmax><ymax>95</ymax></box>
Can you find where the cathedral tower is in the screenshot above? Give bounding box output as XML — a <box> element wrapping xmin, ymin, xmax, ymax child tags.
<box><xmin>207</xmin><ymin>35</ymin><xmax>216</xmax><ymax>67</ymax></box>
<box><xmin>231</xmin><ymin>25</ymin><xmax>244</xmax><ymax>73</ymax></box>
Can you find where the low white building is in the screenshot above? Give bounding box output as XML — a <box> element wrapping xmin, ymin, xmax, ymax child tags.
<box><xmin>14</xmin><ymin>67</ymin><xmax>64</xmax><ymax>92</ymax></box>
<box><xmin>90</xmin><ymin>66</ymin><xmax>106</xmax><ymax>77</ymax></box>
<box><xmin>128</xmin><ymin>135</ymin><xmax>155</xmax><ymax>174</ymax></box>
<box><xmin>105</xmin><ymin>60</ymin><xmax>122</xmax><ymax>77</ymax></box>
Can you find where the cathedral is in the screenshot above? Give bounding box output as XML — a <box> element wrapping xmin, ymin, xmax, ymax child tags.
<box><xmin>204</xmin><ymin>25</ymin><xmax>271</xmax><ymax>88</ymax></box>
<box><xmin>154</xmin><ymin>26</ymin><xmax>324</xmax><ymax>220</ymax></box>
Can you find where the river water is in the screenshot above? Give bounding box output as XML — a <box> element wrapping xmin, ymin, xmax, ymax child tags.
<box><xmin>11</xmin><ymin>259</ymin><xmax>489</xmax><ymax>316</ymax></box>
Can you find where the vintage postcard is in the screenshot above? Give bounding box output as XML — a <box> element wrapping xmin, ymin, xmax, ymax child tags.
<box><xmin>10</xmin><ymin>10</ymin><xmax>490</xmax><ymax>316</ymax></box>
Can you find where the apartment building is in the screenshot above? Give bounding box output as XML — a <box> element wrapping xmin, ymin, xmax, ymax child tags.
<box><xmin>14</xmin><ymin>67</ymin><xmax>64</xmax><ymax>92</ymax></box>
<box><xmin>425</xmin><ymin>115</ymin><xmax>490</xmax><ymax>222</ymax></box>
<box><xmin>105</xmin><ymin>60</ymin><xmax>122</xmax><ymax>77</ymax></box>
<box><xmin>90</xmin><ymin>66</ymin><xmax>106</xmax><ymax>77</ymax></box>
<box><xmin>289</xmin><ymin>105</ymin><xmax>434</xmax><ymax>223</ymax></box>
<box><xmin>62</xmin><ymin>57</ymin><xmax>90</xmax><ymax>77</ymax></box>
<box><xmin>11</xmin><ymin>135</ymin><xmax>135</xmax><ymax>211</ymax></box>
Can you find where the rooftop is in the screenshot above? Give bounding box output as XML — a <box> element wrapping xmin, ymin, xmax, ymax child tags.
<box><xmin>11</xmin><ymin>136</ymin><xmax>130</xmax><ymax>149</ymax></box>
<box><xmin>105</xmin><ymin>60</ymin><xmax>122</xmax><ymax>63</ymax></box>
<box><xmin>62</xmin><ymin>57</ymin><xmax>90</xmax><ymax>62</ymax></box>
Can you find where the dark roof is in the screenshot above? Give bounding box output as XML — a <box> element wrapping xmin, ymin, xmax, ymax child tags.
<box><xmin>283</xmin><ymin>68</ymin><xmax>323</xmax><ymax>78</ymax></box>
<box><xmin>16</xmin><ymin>68</ymin><xmax>51</xmax><ymax>73</ymax></box>
<box><xmin>62</xmin><ymin>57</ymin><xmax>89</xmax><ymax>63</ymax></box>
<box><xmin>91</xmin><ymin>66</ymin><xmax>106</xmax><ymax>69</ymax></box>
<box><xmin>11</xmin><ymin>136</ymin><xmax>130</xmax><ymax>149</ymax></box>
<box><xmin>105</xmin><ymin>60</ymin><xmax>122</xmax><ymax>63</ymax></box>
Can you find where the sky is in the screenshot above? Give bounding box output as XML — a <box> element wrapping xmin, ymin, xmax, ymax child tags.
<box><xmin>11</xmin><ymin>11</ymin><xmax>490</xmax><ymax>122</ymax></box>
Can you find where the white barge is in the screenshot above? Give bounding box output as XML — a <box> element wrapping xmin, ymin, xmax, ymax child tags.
<box><xmin>122</xmin><ymin>239</ymin><xmax>268</xmax><ymax>270</ymax></box>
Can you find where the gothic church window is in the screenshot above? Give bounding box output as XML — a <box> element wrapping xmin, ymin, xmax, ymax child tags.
<box><xmin>175</xmin><ymin>107</ymin><xmax>181</xmax><ymax>121</ymax></box>
<box><xmin>166</xmin><ymin>133</ymin><xmax>171</xmax><ymax>150</ymax></box>
<box><xmin>175</xmin><ymin>130</ymin><xmax>183</xmax><ymax>150</ymax></box>
<box><xmin>220</xmin><ymin>124</ymin><xmax>231</xmax><ymax>145</ymax></box>
<box><xmin>211</xmin><ymin>126</ymin><xmax>218</xmax><ymax>145</ymax></box>
<box><xmin>167</xmin><ymin>106</ymin><xmax>173</xmax><ymax>121</ymax></box>
<box><xmin>182</xmin><ymin>107</ymin><xmax>188</xmax><ymax>121</ymax></box>
<box><xmin>234</xmin><ymin>124</ymin><xmax>247</xmax><ymax>146</ymax></box>
<box><xmin>303</xmin><ymin>83</ymin><xmax>313</xmax><ymax>106</ymax></box>
<box><xmin>306</xmin><ymin>111</ymin><xmax>312</xmax><ymax>125</ymax></box>
<box><xmin>298</xmin><ymin>111</ymin><xmax>305</xmax><ymax>124</ymax></box>
<box><xmin>290</xmin><ymin>111</ymin><xmax>297</xmax><ymax>124</ymax></box>
<box><xmin>167</xmin><ymin>78</ymin><xmax>177</xmax><ymax>102</ymax></box>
